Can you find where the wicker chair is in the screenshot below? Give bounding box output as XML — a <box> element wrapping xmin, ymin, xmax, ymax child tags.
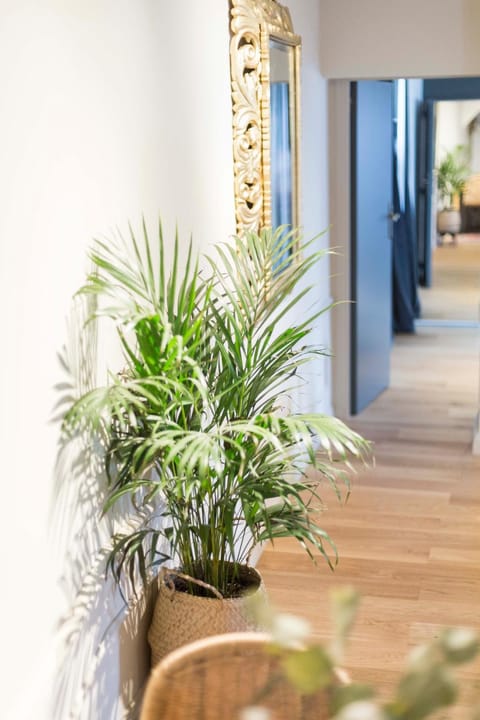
<box><xmin>140</xmin><ymin>632</ymin><xmax>330</xmax><ymax>720</ymax></box>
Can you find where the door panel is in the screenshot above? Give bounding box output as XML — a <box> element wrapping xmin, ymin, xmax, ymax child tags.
<box><xmin>351</xmin><ymin>81</ymin><xmax>394</xmax><ymax>414</ymax></box>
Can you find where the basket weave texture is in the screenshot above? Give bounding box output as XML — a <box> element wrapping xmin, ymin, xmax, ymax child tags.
<box><xmin>147</xmin><ymin>565</ymin><xmax>265</xmax><ymax>666</ymax></box>
<box><xmin>140</xmin><ymin>631</ymin><xmax>330</xmax><ymax>720</ymax></box>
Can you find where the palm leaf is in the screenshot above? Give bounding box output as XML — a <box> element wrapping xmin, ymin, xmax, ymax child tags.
<box><xmin>63</xmin><ymin>221</ymin><xmax>372</xmax><ymax>596</ymax></box>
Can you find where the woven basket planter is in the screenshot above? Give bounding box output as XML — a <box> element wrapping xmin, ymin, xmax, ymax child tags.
<box><xmin>148</xmin><ymin>564</ymin><xmax>265</xmax><ymax>667</ymax></box>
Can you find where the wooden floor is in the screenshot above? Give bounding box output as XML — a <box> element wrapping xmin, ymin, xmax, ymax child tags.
<box><xmin>419</xmin><ymin>233</ymin><xmax>480</xmax><ymax>323</ymax></box>
<box><xmin>258</xmin><ymin>327</ymin><xmax>480</xmax><ymax>713</ymax></box>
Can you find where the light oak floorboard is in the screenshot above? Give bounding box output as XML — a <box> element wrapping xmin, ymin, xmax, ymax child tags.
<box><xmin>258</xmin><ymin>327</ymin><xmax>480</xmax><ymax>714</ymax></box>
<box><xmin>419</xmin><ymin>233</ymin><xmax>480</xmax><ymax>323</ymax></box>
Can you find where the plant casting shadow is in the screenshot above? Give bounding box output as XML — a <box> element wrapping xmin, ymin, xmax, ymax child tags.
<box><xmin>61</xmin><ymin>221</ymin><xmax>371</xmax><ymax>663</ymax></box>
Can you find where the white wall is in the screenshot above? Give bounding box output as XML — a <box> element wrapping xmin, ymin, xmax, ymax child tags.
<box><xmin>288</xmin><ymin>0</ymin><xmax>332</xmax><ymax>416</ymax></box>
<box><xmin>436</xmin><ymin>102</ymin><xmax>469</xmax><ymax>163</ymax></box>
<box><xmin>0</xmin><ymin>2</ymin><xmax>234</xmax><ymax>718</ymax></box>
<box><xmin>460</xmin><ymin>102</ymin><xmax>480</xmax><ymax>174</ymax></box>
<box><xmin>0</xmin><ymin>1</ymin><xmax>333</xmax><ymax>718</ymax></box>
<box><xmin>319</xmin><ymin>0</ymin><xmax>480</xmax><ymax>79</ymax></box>
<box><xmin>460</xmin><ymin>100</ymin><xmax>480</xmax><ymax>128</ymax></box>
<box><xmin>328</xmin><ymin>80</ymin><xmax>352</xmax><ymax>418</ymax></box>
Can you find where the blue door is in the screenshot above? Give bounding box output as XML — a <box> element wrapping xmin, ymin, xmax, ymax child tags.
<box><xmin>351</xmin><ymin>81</ymin><xmax>394</xmax><ymax>414</ymax></box>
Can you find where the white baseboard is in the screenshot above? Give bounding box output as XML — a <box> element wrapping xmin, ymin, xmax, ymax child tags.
<box><xmin>249</xmin><ymin>542</ymin><xmax>266</xmax><ymax>567</ymax></box>
<box><xmin>473</xmin><ymin>412</ymin><xmax>480</xmax><ymax>455</ymax></box>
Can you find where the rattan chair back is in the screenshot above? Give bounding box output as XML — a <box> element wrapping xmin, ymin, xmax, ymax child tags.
<box><xmin>140</xmin><ymin>631</ymin><xmax>330</xmax><ymax>720</ymax></box>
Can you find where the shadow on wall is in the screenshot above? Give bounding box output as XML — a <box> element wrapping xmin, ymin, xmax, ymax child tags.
<box><xmin>119</xmin><ymin>582</ymin><xmax>159</xmax><ymax>713</ymax></box>
<box><xmin>49</xmin><ymin>294</ymin><xmax>155</xmax><ymax>720</ymax></box>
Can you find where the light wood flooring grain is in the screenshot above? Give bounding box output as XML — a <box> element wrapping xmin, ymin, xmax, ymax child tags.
<box><xmin>258</xmin><ymin>326</ymin><xmax>480</xmax><ymax>714</ymax></box>
<box><xmin>419</xmin><ymin>233</ymin><xmax>480</xmax><ymax>323</ymax></box>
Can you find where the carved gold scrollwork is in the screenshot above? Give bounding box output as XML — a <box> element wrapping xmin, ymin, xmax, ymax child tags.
<box><xmin>230</xmin><ymin>20</ymin><xmax>262</xmax><ymax>232</ymax></box>
<box><xmin>230</xmin><ymin>0</ymin><xmax>300</xmax><ymax>235</ymax></box>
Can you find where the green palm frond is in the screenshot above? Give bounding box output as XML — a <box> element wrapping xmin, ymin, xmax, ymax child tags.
<box><xmin>64</xmin><ymin>220</ymin><xmax>372</xmax><ymax>596</ymax></box>
<box><xmin>204</xmin><ymin>227</ymin><xmax>335</xmax><ymax>420</ymax></box>
<box><xmin>436</xmin><ymin>145</ymin><xmax>470</xmax><ymax>207</ymax></box>
<box><xmin>79</xmin><ymin>218</ymin><xmax>210</xmax><ymax>332</ymax></box>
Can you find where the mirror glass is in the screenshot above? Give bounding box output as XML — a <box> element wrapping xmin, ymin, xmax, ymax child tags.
<box><xmin>269</xmin><ymin>39</ymin><xmax>296</xmax><ymax>269</ymax></box>
<box><xmin>269</xmin><ymin>40</ymin><xmax>295</xmax><ymax>231</ymax></box>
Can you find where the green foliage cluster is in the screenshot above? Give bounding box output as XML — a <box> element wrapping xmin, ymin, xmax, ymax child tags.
<box><xmin>436</xmin><ymin>144</ymin><xmax>470</xmax><ymax>209</ymax></box>
<box><xmin>63</xmin><ymin>222</ymin><xmax>370</xmax><ymax>597</ymax></box>
<box><xmin>248</xmin><ymin>588</ymin><xmax>480</xmax><ymax>720</ymax></box>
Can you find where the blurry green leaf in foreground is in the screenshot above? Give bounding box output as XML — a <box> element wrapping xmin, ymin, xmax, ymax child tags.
<box><xmin>335</xmin><ymin>701</ymin><xmax>387</xmax><ymax>720</ymax></box>
<box><xmin>329</xmin><ymin>585</ymin><xmax>360</xmax><ymax>663</ymax></box>
<box><xmin>330</xmin><ymin>684</ymin><xmax>375</xmax><ymax>715</ymax></box>
<box><xmin>270</xmin><ymin>613</ymin><xmax>312</xmax><ymax>649</ymax></box>
<box><xmin>389</xmin><ymin>664</ymin><xmax>457</xmax><ymax>720</ymax></box>
<box><xmin>242</xmin><ymin>587</ymin><xmax>479</xmax><ymax>720</ymax></box>
<box><xmin>439</xmin><ymin>627</ymin><xmax>480</xmax><ymax>664</ymax></box>
<box><xmin>282</xmin><ymin>646</ymin><xmax>333</xmax><ymax>694</ymax></box>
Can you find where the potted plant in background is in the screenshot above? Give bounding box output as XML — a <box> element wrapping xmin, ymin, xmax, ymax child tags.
<box><xmin>63</xmin><ymin>222</ymin><xmax>370</xmax><ymax>665</ymax></box>
<box><xmin>436</xmin><ymin>144</ymin><xmax>470</xmax><ymax>241</ymax></box>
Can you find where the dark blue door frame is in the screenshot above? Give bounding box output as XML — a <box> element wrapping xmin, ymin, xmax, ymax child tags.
<box><xmin>417</xmin><ymin>99</ymin><xmax>435</xmax><ymax>287</ymax></box>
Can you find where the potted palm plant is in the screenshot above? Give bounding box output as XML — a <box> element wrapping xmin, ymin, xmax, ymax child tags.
<box><xmin>436</xmin><ymin>144</ymin><xmax>470</xmax><ymax>239</ymax></box>
<box><xmin>63</xmin><ymin>222</ymin><xmax>370</xmax><ymax>665</ymax></box>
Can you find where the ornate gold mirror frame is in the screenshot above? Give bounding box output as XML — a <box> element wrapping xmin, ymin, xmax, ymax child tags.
<box><xmin>230</xmin><ymin>0</ymin><xmax>301</xmax><ymax>234</ymax></box>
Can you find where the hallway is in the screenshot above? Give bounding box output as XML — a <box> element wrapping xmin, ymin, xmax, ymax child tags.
<box><xmin>258</xmin><ymin>326</ymin><xmax>480</xmax><ymax>711</ymax></box>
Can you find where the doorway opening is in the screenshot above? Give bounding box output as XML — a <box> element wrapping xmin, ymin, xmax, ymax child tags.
<box><xmin>418</xmin><ymin>99</ymin><xmax>480</xmax><ymax>328</ymax></box>
<box><xmin>329</xmin><ymin>76</ymin><xmax>480</xmax><ymax>424</ymax></box>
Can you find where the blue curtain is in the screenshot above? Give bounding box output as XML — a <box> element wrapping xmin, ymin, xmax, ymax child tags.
<box><xmin>392</xmin><ymin>79</ymin><xmax>421</xmax><ymax>332</ymax></box>
<box><xmin>270</xmin><ymin>82</ymin><xmax>292</xmax><ymax>270</ymax></box>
